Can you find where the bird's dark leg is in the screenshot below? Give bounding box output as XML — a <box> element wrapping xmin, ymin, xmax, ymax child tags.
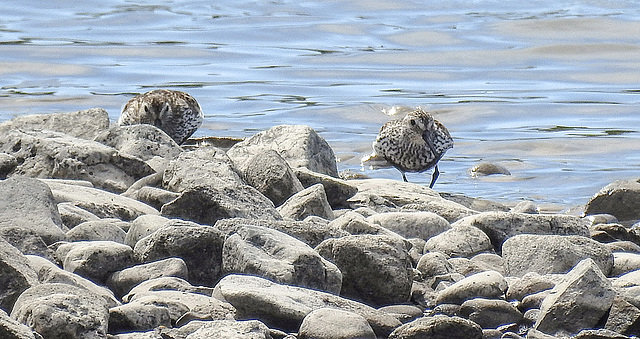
<box><xmin>429</xmin><ymin>165</ymin><xmax>440</xmax><ymax>188</ymax></box>
<box><xmin>401</xmin><ymin>172</ymin><xmax>408</xmax><ymax>182</ymax></box>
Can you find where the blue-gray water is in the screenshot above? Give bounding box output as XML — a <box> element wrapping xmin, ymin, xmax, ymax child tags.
<box><xmin>2</xmin><ymin>0</ymin><xmax>640</xmax><ymax>212</ymax></box>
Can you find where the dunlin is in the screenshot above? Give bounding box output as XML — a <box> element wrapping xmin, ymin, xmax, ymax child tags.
<box><xmin>118</xmin><ymin>89</ymin><xmax>203</xmax><ymax>145</ymax></box>
<box><xmin>373</xmin><ymin>108</ymin><xmax>453</xmax><ymax>188</ymax></box>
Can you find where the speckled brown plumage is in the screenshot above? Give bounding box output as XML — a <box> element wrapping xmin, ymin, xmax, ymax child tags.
<box><xmin>118</xmin><ymin>89</ymin><xmax>203</xmax><ymax>145</ymax></box>
<box><xmin>373</xmin><ymin>108</ymin><xmax>453</xmax><ymax>188</ymax></box>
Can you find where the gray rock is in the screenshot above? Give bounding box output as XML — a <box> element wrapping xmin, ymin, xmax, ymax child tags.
<box><xmin>407</xmin><ymin>238</ymin><xmax>427</xmax><ymax>266</ymax></box>
<box><xmin>535</xmin><ymin>258</ymin><xmax>616</xmax><ymax>336</ymax></box>
<box><xmin>124</xmin><ymin>214</ymin><xmax>171</xmax><ymax>248</ymax></box>
<box><xmin>11</xmin><ymin>283</ymin><xmax>109</xmax><ymax>339</ymax></box>
<box><xmin>377</xmin><ymin>304</ymin><xmax>424</xmax><ymax>324</ymax></box>
<box><xmin>214</xmin><ymin>217</ymin><xmax>349</xmax><ymax>248</ymax></box>
<box><xmin>161</xmin><ymin>183</ymin><xmax>282</xmax><ymax>226</ymax></box>
<box><xmin>502</xmin><ymin>234</ymin><xmax>613</xmax><ymax>277</ymax></box>
<box><xmin>294</xmin><ymin>167</ymin><xmax>358</xmax><ymax>208</ymax></box>
<box><xmin>327</xmin><ymin>211</ymin><xmax>404</xmax><ymax>239</ymax></box>
<box><xmin>435</xmin><ymin>270</ymin><xmax>508</xmax><ymax>305</ymax></box>
<box><xmin>388</xmin><ymin>315</ymin><xmax>483</xmax><ymax>339</ymax></box>
<box><xmin>106</xmin><ymin>257</ymin><xmax>189</xmax><ymax>298</ymax></box>
<box><xmin>0</xmin><ymin>129</ymin><xmax>154</xmax><ymax>192</ymax></box>
<box><xmin>133</xmin><ymin>222</ymin><xmax>225</xmax><ymax>286</ymax></box>
<box><xmin>244</xmin><ymin>149</ymin><xmax>304</xmax><ymax>207</ymax></box>
<box><xmin>298</xmin><ymin>308</ymin><xmax>376</xmax><ymax>339</ymax></box>
<box><xmin>0</xmin><ymin>239</ymin><xmax>39</xmax><ymax>312</ymax></box>
<box><xmin>468</xmin><ymin>162</ymin><xmax>511</xmax><ymax>177</ymax></box>
<box><xmin>123</xmin><ymin>277</ymin><xmax>213</xmax><ymax>303</ymax></box>
<box><xmin>424</xmin><ymin>225</ymin><xmax>493</xmax><ymax>258</ymax></box>
<box><xmin>57</xmin><ymin>202</ymin><xmax>101</xmax><ymax>229</ymax></box>
<box><xmin>66</xmin><ymin>219</ymin><xmax>127</xmax><ymax>243</ymax></box>
<box><xmin>0</xmin><ymin>308</ymin><xmax>38</xmax><ymax>339</ymax></box>
<box><xmin>511</xmin><ymin>201</ymin><xmax>540</xmax><ymax>214</ymax></box>
<box><xmin>0</xmin><ymin>227</ymin><xmax>55</xmax><ymax>261</ymax></box>
<box><xmin>277</xmin><ymin>184</ymin><xmax>335</xmax><ymax>221</ymax></box>
<box><xmin>59</xmin><ymin>241</ymin><xmax>136</xmax><ymax>284</ymax></box>
<box><xmin>367</xmin><ymin>211</ymin><xmax>451</xmax><ymax>241</ymax></box>
<box><xmin>316</xmin><ymin>234</ymin><xmax>413</xmax><ymax>306</ymax></box>
<box><xmin>572</xmin><ymin>329</ymin><xmax>630</xmax><ymax>339</ymax></box>
<box><xmin>226</xmin><ymin>124</ymin><xmax>338</xmax><ymax>177</ymax></box>
<box><xmin>452</xmin><ymin>211</ymin><xmax>590</xmax><ymax>249</ymax></box>
<box><xmin>213</xmin><ymin>274</ymin><xmax>401</xmax><ymax>337</ymax></box>
<box><xmin>0</xmin><ymin>108</ymin><xmax>110</xmax><ymax>140</ymax></box>
<box><xmin>94</xmin><ymin>124</ymin><xmax>183</xmax><ymax>161</ymax></box>
<box><xmin>416</xmin><ymin>252</ymin><xmax>456</xmax><ymax>278</ymax></box>
<box><xmin>0</xmin><ymin>177</ymin><xmax>66</xmax><ymax>245</ymax></box>
<box><xmin>0</xmin><ymin>153</ymin><xmax>18</xmax><ymax>180</ymax></box>
<box><xmin>520</xmin><ymin>290</ymin><xmax>550</xmax><ymax>311</ymax></box>
<box><xmin>45</xmin><ymin>180</ymin><xmax>160</xmax><ymax>221</ymax></box>
<box><xmin>605</xmin><ymin>295</ymin><xmax>640</xmax><ymax>336</ymax></box>
<box><xmin>585</xmin><ymin>179</ymin><xmax>640</xmax><ymax>222</ymax></box>
<box><xmin>222</xmin><ymin>225</ymin><xmax>342</xmax><ymax>293</ymax></box>
<box><xmin>469</xmin><ymin>253</ymin><xmax>505</xmax><ymax>274</ymax></box>
<box><xmin>506</xmin><ymin>272</ymin><xmax>556</xmax><ymax>302</ymax></box>
<box><xmin>184</xmin><ymin>320</ymin><xmax>273</xmax><ymax>339</ymax></box>
<box><xmin>130</xmin><ymin>186</ymin><xmax>180</xmax><ymax>211</ymax></box>
<box><xmin>25</xmin><ymin>254</ymin><xmax>120</xmax><ymax>308</ymax></box>
<box><xmin>611</xmin><ymin>252</ymin><xmax>640</xmax><ymax>277</ymax></box>
<box><xmin>127</xmin><ymin>290</ymin><xmax>234</xmax><ymax>325</ymax></box>
<box><xmin>162</xmin><ymin>147</ymin><xmax>243</xmax><ymax>192</ymax></box>
<box><xmin>459</xmin><ymin>298</ymin><xmax>523</xmax><ymax>329</ymax></box>
<box><xmin>439</xmin><ymin>192</ymin><xmax>511</xmax><ymax>213</ymax></box>
<box><xmin>591</xmin><ymin>223</ymin><xmax>640</xmax><ymax>245</ymax></box>
<box><xmin>108</xmin><ymin>302</ymin><xmax>172</xmax><ymax>334</ymax></box>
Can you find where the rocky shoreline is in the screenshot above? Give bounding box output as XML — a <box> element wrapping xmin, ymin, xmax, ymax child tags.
<box><xmin>1</xmin><ymin>108</ymin><xmax>640</xmax><ymax>339</ymax></box>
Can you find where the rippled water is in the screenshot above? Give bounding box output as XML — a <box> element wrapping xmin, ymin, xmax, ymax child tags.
<box><xmin>2</xmin><ymin>0</ymin><xmax>640</xmax><ymax>211</ymax></box>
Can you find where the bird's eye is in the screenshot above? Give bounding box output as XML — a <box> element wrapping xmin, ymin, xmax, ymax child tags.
<box><xmin>410</xmin><ymin>119</ymin><xmax>416</xmax><ymax>126</ymax></box>
<box><xmin>144</xmin><ymin>105</ymin><xmax>150</xmax><ymax>114</ymax></box>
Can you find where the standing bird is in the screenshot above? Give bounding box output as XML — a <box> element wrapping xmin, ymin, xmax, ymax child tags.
<box><xmin>118</xmin><ymin>89</ymin><xmax>203</xmax><ymax>145</ymax></box>
<box><xmin>373</xmin><ymin>108</ymin><xmax>453</xmax><ymax>188</ymax></box>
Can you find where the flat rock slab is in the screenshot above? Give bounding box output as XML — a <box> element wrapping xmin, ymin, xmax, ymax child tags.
<box><xmin>502</xmin><ymin>234</ymin><xmax>613</xmax><ymax>277</ymax></box>
<box><xmin>226</xmin><ymin>124</ymin><xmax>338</xmax><ymax>177</ymax></box>
<box><xmin>0</xmin><ymin>176</ymin><xmax>66</xmax><ymax>245</ymax></box>
<box><xmin>452</xmin><ymin>211</ymin><xmax>590</xmax><ymax>249</ymax></box>
<box><xmin>213</xmin><ymin>274</ymin><xmax>402</xmax><ymax>338</ymax></box>
<box><xmin>0</xmin><ymin>129</ymin><xmax>154</xmax><ymax>193</ymax></box>
<box><xmin>11</xmin><ymin>283</ymin><xmax>109</xmax><ymax>339</ymax></box>
<box><xmin>45</xmin><ymin>180</ymin><xmax>159</xmax><ymax>221</ymax></box>
<box><xmin>0</xmin><ymin>108</ymin><xmax>110</xmax><ymax>140</ymax></box>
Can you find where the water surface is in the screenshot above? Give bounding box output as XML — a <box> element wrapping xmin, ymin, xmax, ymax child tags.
<box><xmin>2</xmin><ymin>0</ymin><xmax>640</xmax><ymax>211</ymax></box>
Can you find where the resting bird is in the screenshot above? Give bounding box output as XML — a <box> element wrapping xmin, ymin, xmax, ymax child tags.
<box><xmin>373</xmin><ymin>108</ymin><xmax>453</xmax><ymax>188</ymax></box>
<box><xmin>118</xmin><ymin>89</ymin><xmax>203</xmax><ymax>145</ymax></box>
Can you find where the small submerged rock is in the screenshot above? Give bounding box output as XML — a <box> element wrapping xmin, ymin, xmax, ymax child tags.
<box><xmin>468</xmin><ymin>162</ymin><xmax>511</xmax><ymax>177</ymax></box>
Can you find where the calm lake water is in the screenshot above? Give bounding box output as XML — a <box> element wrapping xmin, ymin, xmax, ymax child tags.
<box><xmin>2</xmin><ymin>0</ymin><xmax>640</xmax><ymax>212</ymax></box>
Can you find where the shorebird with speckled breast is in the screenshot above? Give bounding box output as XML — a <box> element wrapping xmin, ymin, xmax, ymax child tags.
<box><xmin>118</xmin><ymin>89</ymin><xmax>203</xmax><ymax>145</ymax></box>
<box><xmin>373</xmin><ymin>108</ymin><xmax>453</xmax><ymax>188</ymax></box>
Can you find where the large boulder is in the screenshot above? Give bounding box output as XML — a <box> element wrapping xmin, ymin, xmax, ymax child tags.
<box><xmin>243</xmin><ymin>149</ymin><xmax>304</xmax><ymax>207</ymax></box>
<box><xmin>0</xmin><ymin>129</ymin><xmax>154</xmax><ymax>192</ymax></box>
<box><xmin>213</xmin><ymin>274</ymin><xmax>401</xmax><ymax>338</ymax></box>
<box><xmin>388</xmin><ymin>315</ymin><xmax>483</xmax><ymax>339</ymax></box>
<box><xmin>11</xmin><ymin>283</ymin><xmax>109</xmax><ymax>339</ymax></box>
<box><xmin>133</xmin><ymin>221</ymin><xmax>225</xmax><ymax>286</ymax></box>
<box><xmin>424</xmin><ymin>225</ymin><xmax>493</xmax><ymax>258</ymax></box>
<box><xmin>0</xmin><ymin>177</ymin><xmax>66</xmax><ymax>244</ymax></box>
<box><xmin>0</xmin><ymin>239</ymin><xmax>39</xmax><ymax>312</ymax></box>
<box><xmin>502</xmin><ymin>234</ymin><xmax>613</xmax><ymax>277</ymax></box>
<box><xmin>58</xmin><ymin>241</ymin><xmax>136</xmax><ymax>284</ymax></box>
<box><xmin>452</xmin><ymin>211</ymin><xmax>590</xmax><ymax>249</ymax></box>
<box><xmin>585</xmin><ymin>179</ymin><xmax>640</xmax><ymax>222</ymax></box>
<box><xmin>534</xmin><ymin>258</ymin><xmax>616</xmax><ymax>336</ymax></box>
<box><xmin>277</xmin><ymin>184</ymin><xmax>335</xmax><ymax>221</ymax></box>
<box><xmin>94</xmin><ymin>124</ymin><xmax>183</xmax><ymax>162</ymax></box>
<box><xmin>0</xmin><ymin>108</ymin><xmax>110</xmax><ymax>140</ymax></box>
<box><xmin>222</xmin><ymin>225</ymin><xmax>341</xmax><ymax>293</ymax></box>
<box><xmin>298</xmin><ymin>308</ymin><xmax>376</xmax><ymax>339</ymax></box>
<box><xmin>316</xmin><ymin>234</ymin><xmax>413</xmax><ymax>306</ymax></box>
<box><xmin>162</xmin><ymin>147</ymin><xmax>243</xmax><ymax>192</ymax></box>
<box><xmin>226</xmin><ymin>125</ymin><xmax>338</xmax><ymax>177</ymax></box>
